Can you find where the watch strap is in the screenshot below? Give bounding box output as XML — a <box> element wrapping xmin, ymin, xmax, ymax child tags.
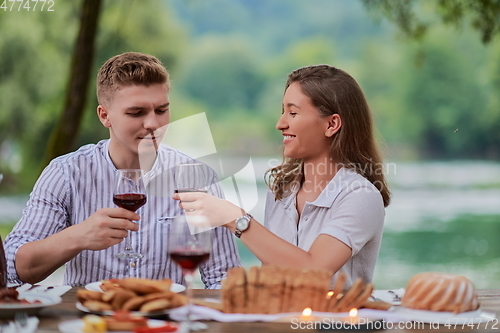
<box><xmin>235</xmin><ymin>228</ymin><xmax>244</xmax><ymax>238</ymax></box>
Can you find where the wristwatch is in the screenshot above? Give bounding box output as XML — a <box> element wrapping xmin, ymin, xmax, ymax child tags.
<box><xmin>234</xmin><ymin>213</ymin><xmax>253</xmax><ymax>238</ymax></box>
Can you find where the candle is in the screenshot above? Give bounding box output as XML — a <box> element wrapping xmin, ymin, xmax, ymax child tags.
<box><xmin>346</xmin><ymin>308</ymin><xmax>359</xmax><ymax>324</ymax></box>
<box><xmin>301</xmin><ymin>307</ymin><xmax>313</xmax><ymax>321</ymax></box>
<box><xmin>321</xmin><ymin>308</ymin><xmax>384</xmax><ymax>331</ymax></box>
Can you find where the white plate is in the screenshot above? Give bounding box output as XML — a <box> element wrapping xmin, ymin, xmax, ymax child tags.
<box><xmin>391</xmin><ymin>307</ymin><xmax>496</xmax><ymax>324</ymax></box>
<box><xmin>0</xmin><ymin>293</ymin><xmax>62</xmax><ymax>318</ymax></box>
<box><xmin>76</xmin><ymin>301</ymin><xmax>178</xmax><ymax>317</ymax></box>
<box><xmin>58</xmin><ymin>318</ymin><xmax>180</xmax><ymax>333</ymax></box>
<box><xmin>85</xmin><ymin>281</ymin><xmax>186</xmax><ymax>293</ymax></box>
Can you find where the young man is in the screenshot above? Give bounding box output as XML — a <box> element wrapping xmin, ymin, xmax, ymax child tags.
<box><xmin>5</xmin><ymin>52</ymin><xmax>241</xmax><ymax>288</ymax></box>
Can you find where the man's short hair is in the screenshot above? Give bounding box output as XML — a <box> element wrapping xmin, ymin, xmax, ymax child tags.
<box><xmin>97</xmin><ymin>52</ymin><xmax>170</xmax><ymax>106</ymax></box>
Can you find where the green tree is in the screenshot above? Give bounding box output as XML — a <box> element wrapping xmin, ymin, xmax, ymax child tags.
<box><xmin>43</xmin><ymin>0</ymin><xmax>102</xmax><ymax>168</ymax></box>
<box><xmin>0</xmin><ymin>0</ymin><xmax>187</xmax><ymax>191</ymax></box>
<box><xmin>354</xmin><ymin>42</ymin><xmax>420</xmax><ymax>159</ymax></box>
<box><xmin>361</xmin><ymin>0</ymin><xmax>500</xmax><ymax>159</ymax></box>
<box><xmin>361</xmin><ymin>0</ymin><xmax>500</xmax><ymax>44</ymax></box>
<box><xmin>178</xmin><ymin>35</ymin><xmax>264</xmax><ymax>114</ymax></box>
<box><xmin>76</xmin><ymin>0</ymin><xmax>187</xmax><ymax>148</ymax></box>
<box><xmin>483</xmin><ymin>42</ymin><xmax>500</xmax><ymax>159</ymax></box>
<box><xmin>402</xmin><ymin>33</ymin><xmax>488</xmax><ymax>159</ymax></box>
<box><xmin>0</xmin><ymin>3</ymin><xmax>78</xmax><ymax>189</ymax></box>
<box><xmin>47</xmin><ymin>0</ymin><xmax>187</xmax><ymax>165</ymax></box>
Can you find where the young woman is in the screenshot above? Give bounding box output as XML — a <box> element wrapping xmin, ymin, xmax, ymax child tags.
<box><xmin>176</xmin><ymin>65</ymin><xmax>390</xmax><ymax>287</ymax></box>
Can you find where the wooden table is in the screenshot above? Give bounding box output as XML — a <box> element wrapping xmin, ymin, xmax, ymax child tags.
<box><xmin>34</xmin><ymin>288</ymin><xmax>500</xmax><ymax>332</ymax></box>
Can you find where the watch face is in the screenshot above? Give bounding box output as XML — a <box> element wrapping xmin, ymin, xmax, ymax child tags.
<box><xmin>236</xmin><ymin>217</ymin><xmax>249</xmax><ymax>230</ymax></box>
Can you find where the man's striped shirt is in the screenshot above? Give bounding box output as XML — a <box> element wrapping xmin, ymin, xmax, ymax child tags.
<box><xmin>5</xmin><ymin>140</ymin><xmax>241</xmax><ymax>288</ymax></box>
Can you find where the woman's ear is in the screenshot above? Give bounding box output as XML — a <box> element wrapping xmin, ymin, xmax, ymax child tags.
<box><xmin>325</xmin><ymin>114</ymin><xmax>341</xmax><ymax>137</ymax></box>
<box><xmin>97</xmin><ymin>105</ymin><xmax>111</xmax><ymax>128</ymax></box>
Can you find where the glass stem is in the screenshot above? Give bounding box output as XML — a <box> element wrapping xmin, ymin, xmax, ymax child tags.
<box><xmin>184</xmin><ymin>270</ymin><xmax>194</xmax><ymax>325</ymax></box>
<box><xmin>125</xmin><ymin>231</ymin><xmax>132</xmax><ymax>252</ymax></box>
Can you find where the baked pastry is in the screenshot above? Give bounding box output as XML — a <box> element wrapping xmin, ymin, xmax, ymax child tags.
<box><xmin>77</xmin><ymin>278</ymin><xmax>187</xmax><ymax>312</ymax></box>
<box><xmin>401</xmin><ymin>272</ymin><xmax>479</xmax><ymax>313</ymax></box>
<box><xmin>221</xmin><ymin>266</ymin><xmax>373</xmax><ymax>314</ymax></box>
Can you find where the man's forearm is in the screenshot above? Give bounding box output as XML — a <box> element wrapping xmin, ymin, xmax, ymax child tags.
<box><xmin>15</xmin><ymin>226</ymin><xmax>82</xmax><ymax>284</ymax></box>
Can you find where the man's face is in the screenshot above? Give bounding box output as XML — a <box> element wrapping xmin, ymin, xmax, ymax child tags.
<box><xmin>97</xmin><ymin>83</ymin><xmax>170</xmax><ymax>158</ymax></box>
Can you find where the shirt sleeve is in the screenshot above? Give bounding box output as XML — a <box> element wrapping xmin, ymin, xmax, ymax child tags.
<box><xmin>4</xmin><ymin>160</ymin><xmax>70</xmax><ymax>284</ymax></box>
<box><xmin>320</xmin><ymin>184</ymin><xmax>385</xmax><ymax>256</ymax></box>
<box><xmin>198</xmin><ymin>169</ymin><xmax>242</xmax><ymax>289</ymax></box>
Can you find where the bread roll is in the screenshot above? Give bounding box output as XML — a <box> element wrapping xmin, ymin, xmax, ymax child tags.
<box><xmin>402</xmin><ymin>272</ymin><xmax>480</xmax><ymax>313</ymax></box>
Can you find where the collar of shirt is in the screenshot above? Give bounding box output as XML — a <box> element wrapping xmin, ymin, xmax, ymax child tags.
<box><xmin>282</xmin><ymin>167</ymin><xmax>355</xmax><ymax>210</ymax></box>
<box><xmin>103</xmin><ymin>139</ymin><xmax>168</xmax><ymax>188</ymax></box>
<box><xmin>311</xmin><ymin>167</ymin><xmax>356</xmax><ymax>208</ymax></box>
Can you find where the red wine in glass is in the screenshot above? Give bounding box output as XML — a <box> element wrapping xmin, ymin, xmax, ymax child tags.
<box><xmin>113</xmin><ymin>193</ymin><xmax>147</xmax><ymax>212</ymax></box>
<box><xmin>170</xmin><ymin>250</ymin><xmax>210</xmax><ymax>272</ymax></box>
<box><xmin>168</xmin><ymin>215</ymin><xmax>211</xmax><ymax>330</ymax></box>
<box><xmin>114</xmin><ymin>169</ymin><xmax>146</xmax><ymax>259</ymax></box>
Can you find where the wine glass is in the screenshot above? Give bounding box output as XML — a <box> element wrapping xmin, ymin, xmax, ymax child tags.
<box><xmin>174</xmin><ymin>163</ymin><xmax>209</xmax><ymax>195</ymax></box>
<box><xmin>113</xmin><ymin>169</ymin><xmax>147</xmax><ymax>259</ymax></box>
<box><xmin>169</xmin><ymin>215</ymin><xmax>211</xmax><ymax>331</ymax></box>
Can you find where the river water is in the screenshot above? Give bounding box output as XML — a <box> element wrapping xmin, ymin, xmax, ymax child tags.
<box><xmin>1</xmin><ymin>160</ymin><xmax>500</xmax><ymax>288</ymax></box>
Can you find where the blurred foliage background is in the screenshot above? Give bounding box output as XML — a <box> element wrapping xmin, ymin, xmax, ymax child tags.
<box><xmin>1</xmin><ymin>0</ymin><xmax>500</xmax><ymax>192</ymax></box>
<box><xmin>1</xmin><ymin>0</ymin><xmax>500</xmax><ymax>288</ymax></box>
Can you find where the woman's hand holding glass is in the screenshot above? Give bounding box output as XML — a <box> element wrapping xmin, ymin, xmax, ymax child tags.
<box><xmin>174</xmin><ymin>162</ymin><xmax>209</xmax><ymax>197</ymax></box>
<box><xmin>173</xmin><ymin>191</ymin><xmax>243</xmax><ymax>231</ymax></box>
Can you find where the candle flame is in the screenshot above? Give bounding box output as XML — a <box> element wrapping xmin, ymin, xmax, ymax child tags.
<box><xmin>326</xmin><ymin>291</ymin><xmax>334</xmax><ymax>299</ymax></box>
<box><xmin>302</xmin><ymin>307</ymin><xmax>312</xmax><ymax>316</ymax></box>
<box><xmin>349</xmin><ymin>308</ymin><xmax>358</xmax><ymax>317</ymax></box>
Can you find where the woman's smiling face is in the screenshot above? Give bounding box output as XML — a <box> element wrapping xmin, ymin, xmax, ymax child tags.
<box><xmin>276</xmin><ymin>82</ymin><xmax>335</xmax><ymax>163</ymax></box>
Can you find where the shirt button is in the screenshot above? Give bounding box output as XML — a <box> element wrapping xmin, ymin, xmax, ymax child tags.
<box><xmin>130</xmin><ymin>262</ymin><xmax>136</xmax><ymax>268</ymax></box>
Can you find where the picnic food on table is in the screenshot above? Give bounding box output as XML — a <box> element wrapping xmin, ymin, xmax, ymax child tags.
<box><xmin>221</xmin><ymin>266</ymin><xmax>374</xmax><ymax>314</ymax></box>
<box><xmin>0</xmin><ymin>287</ymin><xmax>41</xmax><ymax>305</ymax></box>
<box><xmin>77</xmin><ymin>278</ymin><xmax>187</xmax><ymax>313</ymax></box>
<box><xmin>0</xmin><ymin>287</ymin><xmax>20</xmax><ymax>303</ymax></box>
<box><xmin>82</xmin><ymin>312</ymin><xmax>178</xmax><ymax>332</ymax></box>
<box><xmin>401</xmin><ymin>272</ymin><xmax>480</xmax><ymax>313</ymax></box>
<box><xmin>82</xmin><ymin>314</ymin><xmax>107</xmax><ymax>332</ymax></box>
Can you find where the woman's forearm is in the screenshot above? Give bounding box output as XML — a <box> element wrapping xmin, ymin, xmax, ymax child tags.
<box><xmin>236</xmin><ymin>218</ymin><xmax>350</xmax><ymax>272</ymax></box>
